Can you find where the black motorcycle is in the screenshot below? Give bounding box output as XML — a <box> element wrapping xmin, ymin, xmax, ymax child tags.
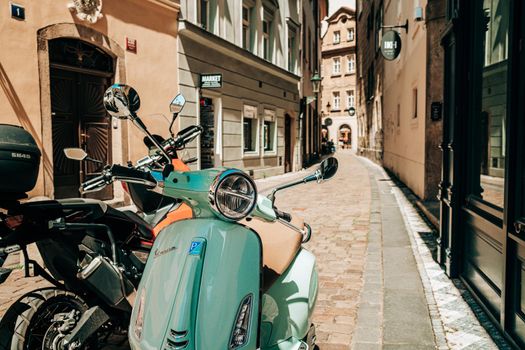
<box><xmin>0</xmin><ymin>91</ymin><xmax>200</xmax><ymax>349</ymax></box>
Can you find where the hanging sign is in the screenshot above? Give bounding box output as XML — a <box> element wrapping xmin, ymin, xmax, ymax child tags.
<box><xmin>200</xmin><ymin>74</ymin><xmax>222</xmax><ymax>88</ymax></box>
<box><xmin>347</xmin><ymin>107</ymin><xmax>356</xmax><ymax>117</ymax></box>
<box><xmin>381</xmin><ymin>30</ymin><xmax>402</xmax><ymax>60</ymax></box>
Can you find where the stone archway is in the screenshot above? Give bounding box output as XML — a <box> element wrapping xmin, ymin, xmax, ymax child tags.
<box><xmin>339</xmin><ymin>124</ymin><xmax>352</xmax><ymax>149</ymax></box>
<box><xmin>37</xmin><ymin>23</ymin><xmax>126</xmax><ymax>199</ymax></box>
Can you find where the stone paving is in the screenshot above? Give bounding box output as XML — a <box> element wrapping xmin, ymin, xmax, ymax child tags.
<box><xmin>0</xmin><ymin>150</ymin><xmax>511</xmax><ymax>350</ymax></box>
<box><xmin>268</xmin><ymin>151</ymin><xmax>371</xmax><ymax>349</ymax></box>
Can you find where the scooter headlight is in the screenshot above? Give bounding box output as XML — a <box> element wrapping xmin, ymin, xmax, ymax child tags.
<box><xmin>209</xmin><ymin>169</ymin><xmax>257</xmax><ymax>221</ymax></box>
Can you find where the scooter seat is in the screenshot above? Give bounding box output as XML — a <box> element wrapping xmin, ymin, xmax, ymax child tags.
<box><xmin>241</xmin><ymin>216</ymin><xmax>303</xmax><ymax>290</ymax></box>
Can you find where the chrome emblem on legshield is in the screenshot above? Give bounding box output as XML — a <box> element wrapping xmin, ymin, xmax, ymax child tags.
<box><xmin>189</xmin><ymin>241</ymin><xmax>203</xmax><ymax>255</ymax></box>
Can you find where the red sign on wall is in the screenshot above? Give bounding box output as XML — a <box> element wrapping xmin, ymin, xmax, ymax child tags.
<box><xmin>126</xmin><ymin>37</ymin><xmax>137</xmax><ymax>53</ymax></box>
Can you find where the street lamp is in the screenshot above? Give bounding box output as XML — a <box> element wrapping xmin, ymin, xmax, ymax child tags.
<box><xmin>311</xmin><ymin>71</ymin><xmax>322</xmax><ymax>94</ymax></box>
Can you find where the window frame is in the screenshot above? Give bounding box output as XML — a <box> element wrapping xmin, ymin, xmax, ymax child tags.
<box><xmin>262</xmin><ymin>109</ymin><xmax>277</xmax><ymax>154</ymax></box>
<box><xmin>347</xmin><ymin>28</ymin><xmax>355</xmax><ymax>41</ymax></box>
<box><xmin>347</xmin><ymin>55</ymin><xmax>355</xmax><ymax>74</ymax></box>
<box><xmin>333</xmin><ymin>57</ymin><xmax>341</xmax><ymax>75</ymax></box>
<box><xmin>242</xmin><ymin>104</ymin><xmax>260</xmax><ymax>157</ymax></box>
<box><xmin>347</xmin><ymin>90</ymin><xmax>355</xmax><ymax>109</ymax></box>
<box><xmin>333</xmin><ymin>30</ymin><xmax>341</xmax><ymax>44</ymax></box>
<box><xmin>332</xmin><ymin>91</ymin><xmax>341</xmax><ymax>111</ymax></box>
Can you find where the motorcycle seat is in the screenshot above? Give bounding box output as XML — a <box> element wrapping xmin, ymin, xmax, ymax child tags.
<box><xmin>241</xmin><ymin>216</ymin><xmax>303</xmax><ymax>290</ymax></box>
<box><xmin>120</xmin><ymin>210</ymin><xmax>154</xmax><ymax>241</ymax></box>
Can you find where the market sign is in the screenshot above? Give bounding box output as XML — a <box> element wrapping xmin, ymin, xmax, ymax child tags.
<box><xmin>200</xmin><ymin>73</ymin><xmax>222</xmax><ymax>88</ymax></box>
<box><xmin>381</xmin><ymin>30</ymin><xmax>402</xmax><ymax>61</ymax></box>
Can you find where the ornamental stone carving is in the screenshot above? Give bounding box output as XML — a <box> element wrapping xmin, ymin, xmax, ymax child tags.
<box><xmin>68</xmin><ymin>0</ymin><xmax>103</xmax><ymax>24</ymax></box>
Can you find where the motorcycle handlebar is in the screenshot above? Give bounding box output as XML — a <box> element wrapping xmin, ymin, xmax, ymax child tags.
<box><xmin>81</xmin><ymin>165</ymin><xmax>157</xmax><ymax>193</ymax></box>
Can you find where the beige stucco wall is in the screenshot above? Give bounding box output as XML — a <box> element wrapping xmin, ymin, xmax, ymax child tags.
<box><xmin>382</xmin><ymin>0</ymin><xmax>427</xmax><ymax>198</ymax></box>
<box><xmin>0</xmin><ymin>0</ymin><xmax>179</xmax><ymax>201</ymax></box>
<box><xmin>320</xmin><ymin>7</ymin><xmax>357</xmax><ymax>152</ymax></box>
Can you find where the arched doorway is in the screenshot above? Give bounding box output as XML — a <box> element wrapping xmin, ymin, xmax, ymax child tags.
<box><xmin>339</xmin><ymin>124</ymin><xmax>352</xmax><ymax>149</ymax></box>
<box><xmin>49</xmin><ymin>38</ymin><xmax>114</xmax><ymax>199</ymax></box>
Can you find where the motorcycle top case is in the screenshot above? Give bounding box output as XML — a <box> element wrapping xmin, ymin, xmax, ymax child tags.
<box><xmin>0</xmin><ymin>124</ymin><xmax>41</xmax><ymax>195</ymax></box>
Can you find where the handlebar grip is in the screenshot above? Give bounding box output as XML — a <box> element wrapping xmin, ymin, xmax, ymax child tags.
<box><xmin>110</xmin><ymin>165</ymin><xmax>157</xmax><ymax>188</ymax></box>
<box><xmin>275</xmin><ymin>209</ymin><xmax>292</xmax><ymax>222</ymax></box>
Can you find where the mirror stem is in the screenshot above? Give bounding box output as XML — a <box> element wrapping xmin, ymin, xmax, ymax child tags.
<box><xmin>130</xmin><ymin>114</ymin><xmax>171</xmax><ymax>161</ymax></box>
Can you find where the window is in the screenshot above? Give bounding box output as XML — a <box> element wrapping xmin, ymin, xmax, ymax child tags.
<box><xmin>412</xmin><ymin>88</ymin><xmax>418</xmax><ymax>118</ymax></box>
<box><xmin>199</xmin><ymin>0</ymin><xmax>209</xmax><ymax>30</ymax></box>
<box><xmin>333</xmin><ymin>30</ymin><xmax>341</xmax><ymax>44</ymax></box>
<box><xmin>332</xmin><ymin>92</ymin><xmax>340</xmax><ymax>110</ymax></box>
<box><xmin>347</xmin><ymin>90</ymin><xmax>355</xmax><ymax>108</ymax></box>
<box><xmin>397</xmin><ymin>104</ymin><xmax>401</xmax><ymax>127</ymax></box>
<box><xmin>366</xmin><ymin>63</ymin><xmax>375</xmax><ymax>100</ymax></box>
<box><xmin>347</xmin><ymin>28</ymin><xmax>355</xmax><ymax>41</ymax></box>
<box><xmin>333</xmin><ymin>57</ymin><xmax>341</xmax><ymax>75</ymax></box>
<box><xmin>263</xmin><ymin>110</ymin><xmax>276</xmax><ymax>152</ymax></box>
<box><xmin>347</xmin><ymin>55</ymin><xmax>355</xmax><ymax>73</ymax></box>
<box><xmin>375</xmin><ymin>7</ymin><xmax>383</xmax><ymax>52</ymax></box>
<box><xmin>288</xmin><ymin>27</ymin><xmax>297</xmax><ymax>73</ymax></box>
<box><xmin>243</xmin><ymin>105</ymin><xmax>258</xmax><ymax>153</ymax></box>
<box><xmin>263</xmin><ymin>18</ymin><xmax>271</xmax><ymax>60</ymax></box>
<box><xmin>242</xmin><ymin>5</ymin><xmax>252</xmax><ymax>50</ymax></box>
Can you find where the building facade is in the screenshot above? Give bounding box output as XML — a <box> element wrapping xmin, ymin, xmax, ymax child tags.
<box><xmin>355</xmin><ymin>0</ymin><xmax>384</xmax><ymax>162</ymax></box>
<box><xmin>0</xmin><ymin>0</ymin><xmax>180</xmax><ymax>204</ymax></box>
<box><xmin>320</xmin><ymin>7</ymin><xmax>357</xmax><ymax>152</ymax></box>
<box><xmin>176</xmin><ymin>0</ymin><xmax>324</xmax><ymax>178</ymax></box>
<box><xmin>438</xmin><ymin>0</ymin><xmax>525</xmax><ymax>346</ymax></box>
<box><xmin>381</xmin><ymin>0</ymin><xmax>445</xmax><ymax>200</ymax></box>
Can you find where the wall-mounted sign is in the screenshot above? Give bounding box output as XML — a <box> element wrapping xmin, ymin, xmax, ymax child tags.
<box><xmin>126</xmin><ymin>37</ymin><xmax>137</xmax><ymax>53</ymax></box>
<box><xmin>324</xmin><ymin>118</ymin><xmax>333</xmax><ymax>126</ymax></box>
<box><xmin>10</xmin><ymin>3</ymin><xmax>25</xmax><ymax>20</ymax></box>
<box><xmin>381</xmin><ymin>30</ymin><xmax>402</xmax><ymax>61</ymax></box>
<box><xmin>200</xmin><ymin>74</ymin><xmax>222</xmax><ymax>88</ymax></box>
<box><xmin>431</xmin><ymin>102</ymin><xmax>443</xmax><ymax>121</ymax></box>
<box><xmin>347</xmin><ymin>107</ymin><xmax>356</xmax><ymax>117</ymax></box>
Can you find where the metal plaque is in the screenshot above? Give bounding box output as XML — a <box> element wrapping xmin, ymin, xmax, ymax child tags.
<box><xmin>10</xmin><ymin>3</ymin><xmax>25</xmax><ymax>20</ymax></box>
<box><xmin>200</xmin><ymin>74</ymin><xmax>223</xmax><ymax>88</ymax></box>
<box><xmin>381</xmin><ymin>30</ymin><xmax>402</xmax><ymax>61</ymax></box>
<box><xmin>431</xmin><ymin>102</ymin><xmax>442</xmax><ymax>121</ymax></box>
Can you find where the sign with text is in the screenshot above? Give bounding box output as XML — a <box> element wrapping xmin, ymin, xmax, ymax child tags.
<box><xmin>126</xmin><ymin>37</ymin><xmax>137</xmax><ymax>53</ymax></box>
<box><xmin>10</xmin><ymin>3</ymin><xmax>25</xmax><ymax>20</ymax></box>
<box><xmin>431</xmin><ymin>102</ymin><xmax>443</xmax><ymax>121</ymax></box>
<box><xmin>200</xmin><ymin>74</ymin><xmax>222</xmax><ymax>88</ymax></box>
<box><xmin>381</xmin><ymin>30</ymin><xmax>402</xmax><ymax>61</ymax></box>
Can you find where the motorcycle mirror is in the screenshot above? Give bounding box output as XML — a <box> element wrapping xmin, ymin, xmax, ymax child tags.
<box><xmin>170</xmin><ymin>94</ymin><xmax>186</xmax><ymax>114</ymax></box>
<box><xmin>319</xmin><ymin>157</ymin><xmax>338</xmax><ymax>181</ymax></box>
<box><xmin>268</xmin><ymin>157</ymin><xmax>339</xmax><ymax>204</ymax></box>
<box><xmin>64</xmin><ymin>148</ymin><xmax>87</xmax><ymax>161</ymax></box>
<box><xmin>103</xmin><ymin>84</ymin><xmax>141</xmax><ymax>119</ymax></box>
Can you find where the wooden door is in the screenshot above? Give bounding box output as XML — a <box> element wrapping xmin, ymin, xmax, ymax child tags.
<box><xmin>284</xmin><ymin>115</ymin><xmax>292</xmax><ymax>173</ymax></box>
<box><xmin>51</xmin><ymin>69</ymin><xmax>111</xmax><ymax>199</ymax></box>
<box><xmin>200</xmin><ymin>97</ymin><xmax>215</xmax><ymax>169</ymax></box>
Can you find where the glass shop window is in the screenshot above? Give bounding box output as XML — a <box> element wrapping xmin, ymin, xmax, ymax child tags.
<box><xmin>469</xmin><ymin>0</ymin><xmax>509</xmax><ymax>209</ymax></box>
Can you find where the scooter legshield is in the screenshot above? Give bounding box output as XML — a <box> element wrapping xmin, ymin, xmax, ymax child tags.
<box><xmin>129</xmin><ymin>218</ymin><xmax>261</xmax><ymax>350</ymax></box>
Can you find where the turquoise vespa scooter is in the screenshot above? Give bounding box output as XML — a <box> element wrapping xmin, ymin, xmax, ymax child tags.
<box><xmin>101</xmin><ymin>85</ymin><xmax>339</xmax><ymax>350</ymax></box>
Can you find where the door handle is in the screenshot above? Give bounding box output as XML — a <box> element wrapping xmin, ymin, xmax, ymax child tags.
<box><xmin>514</xmin><ymin>219</ymin><xmax>525</xmax><ymax>234</ymax></box>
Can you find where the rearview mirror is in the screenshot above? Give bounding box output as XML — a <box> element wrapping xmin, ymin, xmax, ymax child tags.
<box><xmin>170</xmin><ymin>94</ymin><xmax>186</xmax><ymax>114</ymax></box>
<box><xmin>103</xmin><ymin>84</ymin><xmax>141</xmax><ymax>119</ymax></box>
<box><xmin>64</xmin><ymin>148</ymin><xmax>87</xmax><ymax>161</ymax></box>
<box><xmin>319</xmin><ymin>157</ymin><xmax>338</xmax><ymax>181</ymax></box>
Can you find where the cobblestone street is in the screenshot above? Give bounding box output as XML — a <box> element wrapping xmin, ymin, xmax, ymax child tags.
<box><xmin>0</xmin><ymin>151</ymin><xmax>507</xmax><ymax>349</ymax></box>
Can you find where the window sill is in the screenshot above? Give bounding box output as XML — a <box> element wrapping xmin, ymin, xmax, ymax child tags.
<box><xmin>344</xmin><ymin>72</ymin><xmax>355</xmax><ymax>76</ymax></box>
<box><xmin>331</xmin><ymin>74</ymin><xmax>342</xmax><ymax>77</ymax></box>
<box><xmin>331</xmin><ymin>109</ymin><xmax>341</xmax><ymax>113</ymax></box>
<box><xmin>243</xmin><ymin>152</ymin><xmax>260</xmax><ymax>159</ymax></box>
<box><xmin>263</xmin><ymin>150</ymin><xmax>277</xmax><ymax>156</ymax></box>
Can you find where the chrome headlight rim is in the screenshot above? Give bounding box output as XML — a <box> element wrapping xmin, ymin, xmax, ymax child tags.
<box><xmin>209</xmin><ymin>169</ymin><xmax>257</xmax><ymax>221</ymax></box>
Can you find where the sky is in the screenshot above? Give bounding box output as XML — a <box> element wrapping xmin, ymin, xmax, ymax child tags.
<box><xmin>330</xmin><ymin>0</ymin><xmax>356</xmax><ymax>15</ymax></box>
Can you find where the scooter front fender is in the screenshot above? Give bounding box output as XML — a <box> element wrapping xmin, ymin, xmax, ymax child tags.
<box><xmin>129</xmin><ymin>218</ymin><xmax>261</xmax><ymax>350</ymax></box>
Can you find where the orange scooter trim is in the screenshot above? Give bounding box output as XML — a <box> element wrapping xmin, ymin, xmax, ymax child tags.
<box><xmin>151</xmin><ymin>158</ymin><xmax>193</xmax><ymax>237</ymax></box>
